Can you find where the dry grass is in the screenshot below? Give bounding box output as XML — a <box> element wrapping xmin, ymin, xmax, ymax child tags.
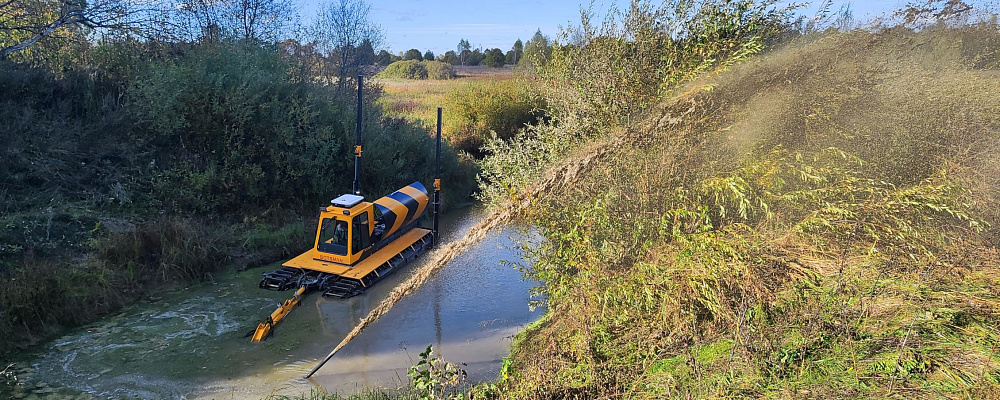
<box><xmin>376</xmin><ymin>69</ymin><xmax>514</xmax><ymax>131</ymax></box>
<box><xmin>377</xmin><ymin>69</ymin><xmax>543</xmax><ymax>157</ymax></box>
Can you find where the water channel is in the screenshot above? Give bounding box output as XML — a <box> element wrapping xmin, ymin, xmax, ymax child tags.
<box><xmin>4</xmin><ymin>208</ymin><xmax>542</xmax><ymax>399</ymax></box>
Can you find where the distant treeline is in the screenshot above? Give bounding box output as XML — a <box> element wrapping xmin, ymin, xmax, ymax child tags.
<box><xmin>378</xmin><ymin>30</ymin><xmax>549</xmax><ymax>68</ymax></box>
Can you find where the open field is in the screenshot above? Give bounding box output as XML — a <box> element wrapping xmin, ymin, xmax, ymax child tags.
<box><xmin>376</xmin><ymin>67</ymin><xmax>515</xmax><ymax>131</ymax></box>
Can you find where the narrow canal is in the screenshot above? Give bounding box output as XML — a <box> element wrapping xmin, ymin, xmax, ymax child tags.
<box><xmin>5</xmin><ymin>208</ymin><xmax>542</xmax><ymax>399</ymax></box>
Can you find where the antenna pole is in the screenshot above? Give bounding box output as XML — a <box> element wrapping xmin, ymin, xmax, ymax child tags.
<box><xmin>433</xmin><ymin>107</ymin><xmax>442</xmax><ymax>243</ymax></box>
<box><xmin>353</xmin><ymin>75</ymin><xmax>363</xmax><ymax>196</ymax></box>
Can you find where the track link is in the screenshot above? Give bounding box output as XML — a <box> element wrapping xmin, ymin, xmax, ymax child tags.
<box><xmin>259</xmin><ymin>267</ymin><xmax>304</xmax><ymax>291</ymax></box>
<box><xmin>259</xmin><ymin>233</ymin><xmax>435</xmax><ymax>297</ymax></box>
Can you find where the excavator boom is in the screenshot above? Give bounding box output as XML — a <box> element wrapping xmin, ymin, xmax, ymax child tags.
<box><xmin>248</xmin><ymin>286</ymin><xmax>306</xmax><ymax>342</ymax></box>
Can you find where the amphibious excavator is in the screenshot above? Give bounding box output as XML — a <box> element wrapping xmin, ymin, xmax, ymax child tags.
<box><xmin>248</xmin><ymin>76</ymin><xmax>442</xmax><ymax>342</ymax></box>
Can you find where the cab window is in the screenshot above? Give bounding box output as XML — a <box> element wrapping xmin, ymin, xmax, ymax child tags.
<box><xmin>317</xmin><ymin>218</ymin><xmax>348</xmax><ymax>255</ymax></box>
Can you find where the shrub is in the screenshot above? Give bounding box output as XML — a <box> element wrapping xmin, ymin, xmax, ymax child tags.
<box><xmin>424</xmin><ymin>60</ymin><xmax>456</xmax><ymax>79</ymax></box>
<box><xmin>477</xmin><ymin>0</ymin><xmax>796</xmax><ymax>209</ymax></box>
<box><xmin>443</xmin><ymin>78</ymin><xmax>545</xmax><ymax>156</ymax></box>
<box><xmin>541</xmin><ymin>0</ymin><xmax>795</xmax><ymax>134</ymax></box>
<box><xmin>131</xmin><ymin>42</ymin><xmax>359</xmax><ymax>211</ymax></box>
<box><xmin>378</xmin><ymin>59</ymin><xmax>428</xmax><ymax>79</ymax></box>
<box><xmin>377</xmin><ymin>60</ymin><xmax>455</xmax><ymax>80</ymax></box>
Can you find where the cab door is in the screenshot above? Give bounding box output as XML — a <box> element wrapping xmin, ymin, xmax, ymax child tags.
<box><xmin>351</xmin><ymin>211</ymin><xmax>371</xmax><ymax>256</ymax></box>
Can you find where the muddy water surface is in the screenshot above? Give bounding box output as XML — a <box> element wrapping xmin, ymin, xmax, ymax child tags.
<box><xmin>6</xmin><ymin>208</ymin><xmax>541</xmax><ymax>399</ymax></box>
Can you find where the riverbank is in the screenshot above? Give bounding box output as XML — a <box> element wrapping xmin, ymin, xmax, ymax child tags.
<box><xmin>2</xmin><ymin>208</ymin><xmax>542</xmax><ymax>399</ymax></box>
<box><xmin>0</xmin><ymin>38</ymin><xmax>479</xmax><ymax>363</ymax></box>
<box><xmin>0</xmin><ymin>211</ymin><xmax>315</xmax><ymax>356</ymax></box>
<box><xmin>490</xmin><ymin>25</ymin><xmax>1000</xmax><ymax>398</ymax></box>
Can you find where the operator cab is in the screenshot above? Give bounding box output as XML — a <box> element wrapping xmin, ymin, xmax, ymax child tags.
<box><xmin>314</xmin><ymin>194</ymin><xmax>376</xmax><ymax>265</ymax></box>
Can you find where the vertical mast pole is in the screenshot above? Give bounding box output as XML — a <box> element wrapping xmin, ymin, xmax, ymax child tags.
<box><xmin>353</xmin><ymin>75</ymin><xmax>363</xmax><ymax>196</ymax></box>
<box><xmin>433</xmin><ymin>107</ymin><xmax>442</xmax><ymax>243</ymax></box>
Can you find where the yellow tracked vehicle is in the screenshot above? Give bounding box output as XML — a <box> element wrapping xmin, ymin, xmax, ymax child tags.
<box><xmin>248</xmin><ymin>76</ymin><xmax>442</xmax><ymax>342</ymax></box>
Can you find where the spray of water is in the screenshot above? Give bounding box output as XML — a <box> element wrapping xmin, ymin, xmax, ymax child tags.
<box><xmin>305</xmin><ymin>135</ymin><xmax>622</xmax><ymax>378</ymax></box>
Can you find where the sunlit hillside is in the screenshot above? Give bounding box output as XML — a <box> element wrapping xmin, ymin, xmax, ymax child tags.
<box><xmin>499</xmin><ymin>23</ymin><xmax>1000</xmax><ymax>399</ymax></box>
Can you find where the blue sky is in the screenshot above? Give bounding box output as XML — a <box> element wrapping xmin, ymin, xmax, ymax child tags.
<box><xmin>304</xmin><ymin>1</ymin><xmax>909</xmax><ymax>55</ymax></box>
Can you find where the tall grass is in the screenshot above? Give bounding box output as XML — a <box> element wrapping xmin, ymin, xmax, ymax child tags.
<box><xmin>378</xmin><ymin>72</ymin><xmax>545</xmax><ymax>158</ymax></box>
<box><xmin>496</xmin><ymin>19</ymin><xmax>1000</xmax><ymax>399</ymax></box>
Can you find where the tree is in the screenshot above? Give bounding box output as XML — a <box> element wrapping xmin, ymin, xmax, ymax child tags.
<box><xmin>423</xmin><ymin>50</ymin><xmax>434</xmax><ymax>61</ymax></box>
<box><xmin>483</xmin><ymin>48</ymin><xmax>505</xmax><ymax>67</ymax></box>
<box><xmin>279</xmin><ymin>39</ymin><xmax>325</xmax><ymax>80</ymax></box>
<box><xmin>457</xmin><ymin>38</ymin><xmax>470</xmax><ymax>65</ymax></box>
<box><xmin>507</xmin><ymin>38</ymin><xmax>523</xmax><ymax>65</ymax></box>
<box><xmin>355</xmin><ymin>38</ymin><xmax>375</xmax><ymax>65</ymax></box>
<box><xmin>468</xmin><ymin>47</ymin><xmax>484</xmax><ymax>66</ymax></box>
<box><xmin>403</xmin><ymin>48</ymin><xmax>422</xmax><ymax>61</ymax></box>
<box><xmin>522</xmin><ymin>29</ymin><xmax>551</xmax><ymax>68</ymax></box>
<box><xmin>310</xmin><ymin>0</ymin><xmax>383</xmax><ymax>94</ymax></box>
<box><xmin>440</xmin><ymin>50</ymin><xmax>458</xmax><ymax>64</ymax></box>
<box><xmin>0</xmin><ymin>0</ymin><xmax>172</xmax><ymax>59</ymax></box>
<box><xmin>226</xmin><ymin>0</ymin><xmax>296</xmax><ymax>42</ymax></box>
<box><xmin>375</xmin><ymin>49</ymin><xmax>393</xmax><ymax>66</ymax></box>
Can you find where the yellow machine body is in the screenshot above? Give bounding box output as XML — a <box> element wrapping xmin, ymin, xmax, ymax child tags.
<box><xmin>281</xmin><ymin>182</ymin><xmax>432</xmax><ymax>284</ymax></box>
<box><xmin>252</xmin><ymin>78</ymin><xmax>444</xmax><ymax>343</ymax></box>
<box><xmin>283</xmin><ymin>228</ymin><xmax>430</xmax><ymax>282</ymax></box>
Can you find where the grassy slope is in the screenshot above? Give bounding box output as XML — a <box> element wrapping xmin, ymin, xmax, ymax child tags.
<box><xmin>498</xmin><ymin>26</ymin><xmax>1000</xmax><ymax>399</ymax></box>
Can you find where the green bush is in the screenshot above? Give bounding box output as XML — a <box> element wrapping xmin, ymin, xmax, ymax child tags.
<box><xmin>541</xmin><ymin>0</ymin><xmax>795</xmax><ymax>134</ymax></box>
<box><xmin>377</xmin><ymin>60</ymin><xmax>455</xmax><ymax>80</ymax></box>
<box><xmin>0</xmin><ymin>59</ymin><xmax>138</xmax><ymax>211</ymax></box>
<box><xmin>443</xmin><ymin>78</ymin><xmax>545</xmax><ymax>156</ymax></box>
<box><xmin>477</xmin><ymin>0</ymin><xmax>795</xmax><ymax>208</ymax></box>
<box><xmin>130</xmin><ymin>44</ymin><xmax>477</xmax><ymax>211</ymax></box>
<box><xmin>378</xmin><ymin>60</ymin><xmax>428</xmax><ymax>79</ymax></box>
<box><xmin>424</xmin><ymin>60</ymin><xmax>456</xmax><ymax>79</ymax></box>
<box><xmin>130</xmin><ymin>43</ymin><xmax>351</xmax><ymax>211</ymax></box>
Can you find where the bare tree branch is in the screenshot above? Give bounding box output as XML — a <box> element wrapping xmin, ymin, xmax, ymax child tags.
<box><xmin>310</xmin><ymin>0</ymin><xmax>382</xmax><ymax>92</ymax></box>
<box><xmin>1</xmin><ymin>9</ymin><xmax>85</xmax><ymax>58</ymax></box>
<box><xmin>0</xmin><ymin>0</ymin><xmax>182</xmax><ymax>59</ymax></box>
